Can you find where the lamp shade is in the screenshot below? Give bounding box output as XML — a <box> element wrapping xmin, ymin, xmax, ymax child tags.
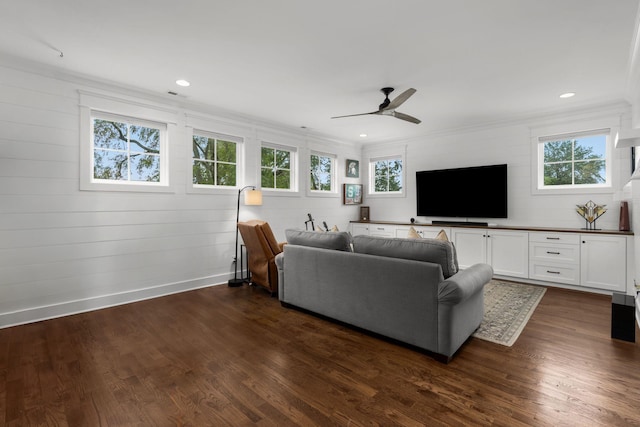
<box><xmin>244</xmin><ymin>189</ymin><xmax>262</xmax><ymax>206</ymax></box>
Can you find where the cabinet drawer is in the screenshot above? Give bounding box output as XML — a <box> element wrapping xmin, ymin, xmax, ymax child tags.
<box><xmin>529</xmin><ymin>232</ymin><xmax>580</xmax><ymax>244</ymax></box>
<box><xmin>529</xmin><ymin>262</ymin><xmax>579</xmax><ymax>285</ymax></box>
<box><xmin>369</xmin><ymin>225</ymin><xmax>395</xmax><ymax>237</ymax></box>
<box><xmin>529</xmin><ymin>242</ymin><xmax>579</xmax><ymax>264</ymax></box>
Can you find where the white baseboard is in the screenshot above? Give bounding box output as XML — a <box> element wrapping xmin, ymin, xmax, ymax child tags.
<box><xmin>0</xmin><ymin>274</ymin><xmax>229</xmax><ymax>329</ymax></box>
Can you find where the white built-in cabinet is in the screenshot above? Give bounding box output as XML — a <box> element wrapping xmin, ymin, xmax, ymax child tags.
<box><xmin>580</xmin><ymin>234</ymin><xmax>626</xmax><ymax>292</ymax></box>
<box><xmin>450</xmin><ymin>228</ymin><xmax>529</xmax><ymax>279</ymax></box>
<box><xmin>350</xmin><ymin>222</ymin><xmax>631</xmax><ymax>294</ymax></box>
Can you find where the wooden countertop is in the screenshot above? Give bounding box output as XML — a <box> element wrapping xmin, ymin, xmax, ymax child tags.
<box><xmin>349</xmin><ymin>220</ymin><xmax>634</xmax><ymax>236</ymax></box>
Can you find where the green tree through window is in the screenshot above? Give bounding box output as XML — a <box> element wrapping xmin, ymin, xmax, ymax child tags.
<box><xmin>372</xmin><ymin>158</ymin><xmax>403</xmax><ymax>192</ymax></box>
<box><xmin>310</xmin><ymin>154</ymin><xmax>333</xmax><ymax>191</ymax></box>
<box><xmin>93</xmin><ymin>118</ymin><xmax>161</xmax><ymax>182</ymax></box>
<box><xmin>192</xmin><ymin>134</ymin><xmax>237</xmax><ymax>186</ymax></box>
<box><xmin>542</xmin><ymin>134</ymin><xmax>606</xmax><ymax>187</ymax></box>
<box><xmin>261</xmin><ymin>146</ymin><xmax>292</xmax><ymax>190</ymax></box>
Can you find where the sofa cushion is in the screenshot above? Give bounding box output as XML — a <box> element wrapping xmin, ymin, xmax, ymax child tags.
<box><xmin>285</xmin><ymin>229</ymin><xmax>352</xmax><ymax>251</ymax></box>
<box><xmin>352</xmin><ymin>235</ymin><xmax>458</xmax><ymax>278</ymax></box>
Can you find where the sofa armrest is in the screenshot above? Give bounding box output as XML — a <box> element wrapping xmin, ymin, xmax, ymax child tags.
<box><xmin>438</xmin><ymin>263</ymin><xmax>493</xmax><ymax>305</ymax></box>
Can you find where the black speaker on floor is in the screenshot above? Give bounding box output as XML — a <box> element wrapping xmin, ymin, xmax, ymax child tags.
<box><xmin>611</xmin><ymin>293</ymin><xmax>635</xmax><ymax>342</ymax></box>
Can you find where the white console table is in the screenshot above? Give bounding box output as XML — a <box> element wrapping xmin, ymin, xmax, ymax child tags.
<box><xmin>350</xmin><ymin>221</ymin><xmax>635</xmax><ymax>296</ymax></box>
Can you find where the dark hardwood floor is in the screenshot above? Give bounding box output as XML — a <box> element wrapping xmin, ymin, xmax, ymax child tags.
<box><xmin>1</xmin><ymin>283</ymin><xmax>639</xmax><ymax>426</ymax></box>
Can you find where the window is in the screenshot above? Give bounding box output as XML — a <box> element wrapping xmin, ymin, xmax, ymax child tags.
<box><xmin>370</xmin><ymin>156</ymin><xmax>403</xmax><ymax>193</ymax></box>
<box><xmin>192</xmin><ymin>131</ymin><xmax>239</xmax><ymax>187</ymax></box>
<box><xmin>310</xmin><ymin>152</ymin><xmax>335</xmax><ymax>192</ymax></box>
<box><xmin>261</xmin><ymin>143</ymin><xmax>295</xmax><ymax>190</ymax></box>
<box><xmin>537</xmin><ymin>130</ymin><xmax>610</xmax><ymax>190</ymax></box>
<box><xmin>92</xmin><ymin>113</ymin><xmax>166</xmax><ymax>184</ymax></box>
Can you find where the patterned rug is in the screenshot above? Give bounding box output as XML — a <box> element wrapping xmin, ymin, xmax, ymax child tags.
<box><xmin>472</xmin><ymin>280</ymin><xmax>546</xmax><ymax>346</ymax></box>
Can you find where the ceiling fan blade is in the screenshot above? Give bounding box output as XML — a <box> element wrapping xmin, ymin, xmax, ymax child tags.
<box><xmin>331</xmin><ymin>111</ymin><xmax>379</xmax><ymax>119</ymax></box>
<box><xmin>393</xmin><ymin>111</ymin><xmax>421</xmax><ymax>124</ymax></box>
<box><xmin>385</xmin><ymin>88</ymin><xmax>417</xmax><ymax>111</ymax></box>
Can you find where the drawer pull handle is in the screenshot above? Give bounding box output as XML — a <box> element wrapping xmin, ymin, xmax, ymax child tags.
<box><xmin>546</xmin><ymin>237</ymin><xmax>560</xmax><ymax>240</ymax></box>
<box><xmin>546</xmin><ymin>251</ymin><xmax>561</xmax><ymax>255</ymax></box>
<box><xmin>547</xmin><ymin>270</ymin><xmax>561</xmax><ymax>274</ymax></box>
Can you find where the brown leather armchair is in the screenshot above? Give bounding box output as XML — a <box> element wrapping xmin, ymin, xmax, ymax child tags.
<box><xmin>237</xmin><ymin>220</ymin><xmax>285</xmax><ymax>296</ymax></box>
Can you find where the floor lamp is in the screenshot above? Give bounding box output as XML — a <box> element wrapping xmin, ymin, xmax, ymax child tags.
<box><xmin>228</xmin><ymin>185</ymin><xmax>262</xmax><ymax>287</ymax></box>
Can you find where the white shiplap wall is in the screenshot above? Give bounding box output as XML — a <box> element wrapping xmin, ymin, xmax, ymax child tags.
<box><xmin>0</xmin><ymin>63</ymin><xmax>362</xmax><ymax>328</ymax></box>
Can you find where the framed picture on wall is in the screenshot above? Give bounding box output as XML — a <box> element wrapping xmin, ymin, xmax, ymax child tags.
<box><xmin>343</xmin><ymin>183</ymin><xmax>363</xmax><ymax>205</ymax></box>
<box><xmin>346</xmin><ymin>159</ymin><xmax>359</xmax><ymax>178</ymax></box>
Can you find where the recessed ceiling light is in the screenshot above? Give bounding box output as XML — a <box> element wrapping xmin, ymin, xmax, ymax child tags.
<box><xmin>559</xmin><ymin>92</ymin><xmax>575</xmax><ymax>99</ymax></box>
<box><xmin>176</xmin><ymin>79</ymin><xmax>191</xmax><ymax>87</ymax></box>
<box><xmin>359</xmin><ymin>133</ymin><xmax>368</xmax><ymax>138</ymax></box>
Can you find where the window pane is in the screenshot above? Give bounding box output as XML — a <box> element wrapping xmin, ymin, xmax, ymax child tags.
<box><xmin>310</xmin><ymin>155</ymin><xmax>332</xmax><ymax>191</ymax></box>
<box><xmin>544</xmin><ymin>163</ymin><xmax>572</xmax><ymax>185</ymax></box>
<box><xmin>275</xmin><ymin>170</ymin><xmax>291</xmax><ymax>189</ymax></box>
<box><xmin>216</xmin><ymin>163</ymin><xmax>236</xmax><ymax>186</ymax></box>
<box><xmin>193</xmin><ymin>161</ymin><xmax>214</xmax><ymax>185</ymax></box>
<box><xmin>94</xmin><ymin>119</ymin><xmax>127</xmax><ymax>150</ymax></box>
<box><xmin>574</xmin><ymin>135</ymin><xmax>606</xmax><ymax>161</ymax></box>
<box><xmin>389</xmin><ymin>172</ymin><xmax>402</xmax><ymax>191</ymax></box>
<box><xmin>261</xmin><ymin>147</ymin><xmax>275</xmax><ymax>167</ymax></box>
<box><xmin>544</xmin><ymin>140</ymin><xmax>573</xmax><ymax>163</ymax></box>
<box><xmin>192</xmin><ymin>135</ymin><xmax>209</xmax><ymax>159</ymax></box>
<box><xmin>217</xmin><ymin>140</ymin><xmax>236</xmax><ymax>163</ymax></box>
<box><xmin>574</xmin><ymin>160</ymin><xmax>605</xmax><ymax>184</ymax></box>
<box><xmin>130</xmin><ymin>154</ymin><xmax>160</xmax><ymax>182</ymax></box>
<box><xmin>94</xmin><ymin>149</ymin><xmax>128</xmax><ymax>180</ymax></box>
<box><xmin>374</xmin><ymin>161</ymin><xmax>389</xmax><ymax>191</ymax></box>
<box><xmin>276</xmin><ymin>150</ymin><xmax>290</xmax><ymax>169</ymax></box>
<box><xmin>261</xmin><ymin>167</ymin><xmax>274</xmax><ymax>188</ymax></box>
<box><xmin>129</xmin><ymin>125</ymin><xmax>160</xmax><ymax>153</ymax></box>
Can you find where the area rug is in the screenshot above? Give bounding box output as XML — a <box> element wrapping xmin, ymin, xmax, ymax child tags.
<box><xmin>472</xmin><ymin>280</ymin><xmax>546</xmax><ymax>346</ymax></box>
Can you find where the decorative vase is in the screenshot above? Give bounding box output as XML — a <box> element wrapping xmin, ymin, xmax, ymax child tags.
<box><xmin>619</xmin><ymin>201</ymin><xmax>630</xmax><ymax>231</ymax></box>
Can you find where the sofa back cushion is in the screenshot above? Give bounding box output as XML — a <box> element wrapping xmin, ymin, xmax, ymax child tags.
<box><xmin>285</xmin><ymin>229</ymin><xmax>352</xmax><ymax>252</ymax></box>
<box><xmin>352</xmin><ymin>235</ymin><xmax>458</xmax><ymax>278</ymax></box>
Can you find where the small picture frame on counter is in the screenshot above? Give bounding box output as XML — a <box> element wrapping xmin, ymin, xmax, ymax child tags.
<box><xmin>359</xmin><ymin>206</ymin><xmax>370</xmax><ymax>222</ymax></box>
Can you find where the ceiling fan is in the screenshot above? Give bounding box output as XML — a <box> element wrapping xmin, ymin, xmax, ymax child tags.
<box><xmin>331</xmin><ymin>87</ymin><xmax>421</xmax><ymax>124</ymax></box>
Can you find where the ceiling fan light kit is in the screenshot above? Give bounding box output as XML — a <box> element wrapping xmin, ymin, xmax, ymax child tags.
<box><xmin>331</xmin><ymin>87</ymin><xmax>421</xmax><ymax>124</ymax></box>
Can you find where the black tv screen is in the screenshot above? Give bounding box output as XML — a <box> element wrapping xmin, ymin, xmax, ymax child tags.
<box><xmin>416</xmin><ymin>164</ymin><xmax>507</xmax><ymax>219</ymax></box>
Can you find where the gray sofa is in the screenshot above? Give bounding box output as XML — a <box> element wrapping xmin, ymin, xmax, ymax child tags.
<box><xmin>275</xmin><ymin>229</ymin><xmax>494</xmax><ymax>362</ymax></box>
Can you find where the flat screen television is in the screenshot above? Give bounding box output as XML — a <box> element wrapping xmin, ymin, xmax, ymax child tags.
<box><xmin>416</xmin><ymin>164</ymin><xmax>507</xmax><ymax>220</ymax></box>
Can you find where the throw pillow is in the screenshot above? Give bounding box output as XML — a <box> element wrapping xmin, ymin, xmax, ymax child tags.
<box><xmin>315</xmin><ymin>225</ymin><xmax>325</xmax><ymax>232</ymax></box>
<box><xmin>331</xmin><ymin>225</ymin><xmax>339</xmax><ymax>232</ymax></box>
<box><xmin>435</xmin><ymin>229</ymin><xmax>449</xmax><ymax>241</ymax></box>
<box><xmin>407</xmin><ymin>226</ymin><xmax>421</xmax><ymax>239</ymax></box>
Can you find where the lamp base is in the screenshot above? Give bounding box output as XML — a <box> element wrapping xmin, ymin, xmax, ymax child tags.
<box><xmin>227</xmin><ymin>278</ymin><xmax>246</xmax><ymax>287</ymax></box>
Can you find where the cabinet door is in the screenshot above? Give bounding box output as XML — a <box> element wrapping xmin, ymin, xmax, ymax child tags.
<box><xmin>351</xmin><ymin>224</ymin><xmax>369</xmax><ymax>236</ymax></box>
<box><xmin>580</xmin><ymin>235</ymin><xmax>626</xmax><ymax>292</ymax></box>
<box><xmin>451</xmin><ymin>228</ymin><xmax>487</xmax><ymax>270</ymax></box>
<box><xmin>487</xmin><ymin>230</ymin><xmax>529</xmax><ymax>278</ymax></box>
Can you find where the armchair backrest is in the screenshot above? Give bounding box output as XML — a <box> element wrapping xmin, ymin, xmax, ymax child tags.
<box><xmin>237</xmin><ymin>220</ymin><xmax>282</xmax><ymax>294</ymax></box>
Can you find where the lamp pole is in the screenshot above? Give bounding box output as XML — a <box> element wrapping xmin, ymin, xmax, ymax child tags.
<box><xmin>228</xmin><ymin>185</ymin><xmax>256</xmax><ymax>287</ymax></box>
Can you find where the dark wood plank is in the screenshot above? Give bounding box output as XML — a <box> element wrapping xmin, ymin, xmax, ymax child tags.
<box><xmin>1</xmin><ymin>284</ymin><xmax>639</xmax><ymax>426</ymax></box>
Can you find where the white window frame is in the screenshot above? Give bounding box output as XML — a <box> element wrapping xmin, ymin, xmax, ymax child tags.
<box><xmin>531</xmin><ymin>124</ymin><xmax>617</xmax><ymax>195</ymax></box>
<box><xmin>309</xmin><ymin>151</ymin><xmax>337</xmax><ymax>195</ymax></box>
<box><xmin>367</xmin><ymin>154</ymin><xmax>405</xmax><ymax>197</ymax></box>
<box><xmin>89</xmin><ymin>111</ymin><xmax>168</xmax><ymax>186</ymax></box>
<box><xmin>191</xmin><ymin>129</ymin><xmax>242</xmax><ymax>189</ymax></box>
<box><xmin>79</xmin><ymin>90</ymin><xmax>177</xmax><ymax>193</ymax></box>
<box><xmin>261</xmin><ymin>142</ymin><xmax>297</xmax><ymax>193</ymax></box>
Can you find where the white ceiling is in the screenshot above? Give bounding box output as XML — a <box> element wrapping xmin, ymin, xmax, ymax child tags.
<box><xmin>1</xmin><ymin>0</ymin><xmax>639</xmax><ymax>143</ymax></box>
